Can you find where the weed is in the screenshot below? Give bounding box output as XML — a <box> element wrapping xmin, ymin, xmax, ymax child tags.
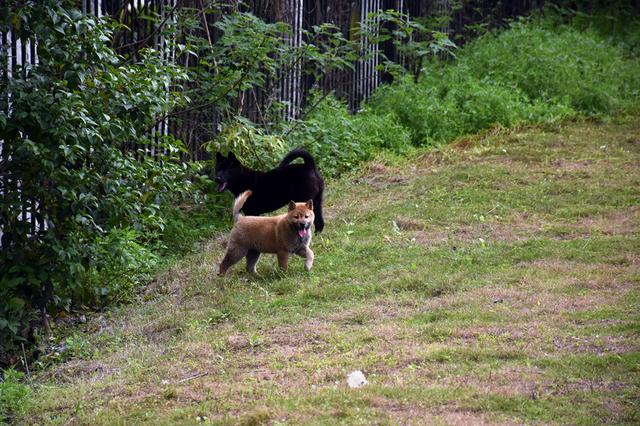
<box><xmin>0</xmin><ymin>369</ymin><xmax>30</xmax><ymax>422</ymax></box>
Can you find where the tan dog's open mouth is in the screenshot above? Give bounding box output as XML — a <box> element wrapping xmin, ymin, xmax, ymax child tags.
<box><xmin>294</xmin><ymin>222</ymin><xmax>311</xmax><ymax>238</ymax></box>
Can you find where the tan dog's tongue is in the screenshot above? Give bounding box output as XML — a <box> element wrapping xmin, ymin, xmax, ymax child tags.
<box><xmin>298</xmin><ymin>228</ymin><xmax>307</xmax><ymax>238</ymax></box>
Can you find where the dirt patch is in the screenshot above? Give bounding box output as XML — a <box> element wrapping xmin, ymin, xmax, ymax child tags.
<box><xmin>453</xmin><ymin>325</ymin><xmax>543</xmax><ymax>345</ymax></box>
<box><xmin>551</xmin><ymin>335</ymin><xmax>636</xmax><ymax>355</ymax></box>
<box><xmin>362</xmin><ymin>162</ymin><xmax>391</xmax><ymax>175</ymax></box>
<box><xmin>549</xmin><ymin>158</ymin><xmax>597</xmax><ymax>172</ymax></box>
<box><xmin>227</xmin><ymin>334</ymin><xmax>251</xmax><ymax>350</ymax></box>
<box><xmin>142</xmin><ymin>318</ymin><xmax>180</xmax><ymax>344</ymax></box>
<box><xmin>368</xmin><ymin>395</ymin><xmax>509</xmax><ymax>426</ymax></box>
<box><xmin>448</xmin><ymin>281</ymin><xmax>611</xmax><ymax>317</ymax></box>
<box><xmin>361</xmin><ymin>174</ymin><xmax>409</xmax><ymax>190</ymax></box>
<box><xmin>435</xmin><ymin>365</ymin><xmax>633</xmax><ymax>404</ymax></box>
<box><xmin>352</xmin><ymin>162</ymin><xmax>417</xmax><ymax>190</ymax></box>
<box><xmin>267</xmin><ymin>319</ymin><xmax>330</xmax><ymax>347</ymax></box>
<box><xmin>404</xmin><ymin>206</ymin><xmax>640</xmax><ymax>247</ymax></box>
<box><xmin>412</xmin><ymin>229</ymin><xmax>450</xmax><ymax>246</ymax></box>
<box><xmin>438</xmin><ymin>411</ymin><xmax>515</xmax><ymax>426</ymax></box>
<box><xmin>394</xmin><ymin>217</ymin><xmax>426</xmax><ymax>231</ymax></box>
<box><xmin>573</xmin><ymin>206</ymin><xmax>640</xmax><ymax>237</ymax></box>
<box><xmin>485</xmin><ymin>284</ymin><xmax>614</xmax><ymax>315</ymax></box>
<box><xmin>413</xmin><ymin>215</ymin><xmax>543</xmax><ymax>246</ymax></box>
<box><xmin>517</xmin><ymin>259</ymin><xmax>636</xmax><ymax>291</ymax></box>
<box><xmin>46</xmin><ymin>360</ymin><xmax>118</xmax><ymax>384</ymax></box>
<box><xmin>328</xmin><ymin>297</ymin><xmax>420</xmax><ymax>325</ymax></box>
<box><xmin>413</xmin><ymin>205</ymin><xmax>639</xmax><ymax>248</ymax></box>
<box><xmin>416</xmin><ymin>150</ymin><xmax>447</xmax><ymax>168</ymax></box>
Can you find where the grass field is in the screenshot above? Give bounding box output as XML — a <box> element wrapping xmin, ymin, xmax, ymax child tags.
<box><xmin>17</xmin><ymin>116</ymin><xmax>640</xmax><ymax>425</ymax></box>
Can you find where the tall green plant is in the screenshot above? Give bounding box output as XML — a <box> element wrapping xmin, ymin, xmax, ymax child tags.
<box><xmin>359</xmin><ymin>9</ymin><xmax>457</xmax><ymax>82</ymax></box>
<box><xmin>0</xmin><ymin>1</ymin><xmax>188</xmax><ymax>359</ymax></box>
<box><xmin>459</xmin><ymin>20</ymin><xmax>638</xmax><ymax>115</ymax></box>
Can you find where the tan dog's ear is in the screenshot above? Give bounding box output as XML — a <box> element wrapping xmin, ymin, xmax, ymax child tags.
<box><xmin>306</xmin><ymin>199</ymin><xmax>313</xmax><ymax>210</ymax></box>
<box><xmin>288</xmin><ymin>200</ymin><xmax>296</xmax><ymax>211</ymax></box>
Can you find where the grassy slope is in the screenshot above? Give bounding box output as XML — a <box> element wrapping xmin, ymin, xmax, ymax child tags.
<box><xmin>20</xmin><ymin>116</ymin><xmax>640</xmax><ymax>425</ymax></box>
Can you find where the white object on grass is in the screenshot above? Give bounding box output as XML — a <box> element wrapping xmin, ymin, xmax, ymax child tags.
<box><xmin>347</xmin><ymin>370</ymin><xmax>368</xmax><ymax>388</ymax></box>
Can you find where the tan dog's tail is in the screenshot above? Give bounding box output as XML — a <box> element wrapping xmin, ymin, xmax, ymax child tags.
<box><xmin>233</xmin><ymin>190</ymin><xmax>252</xmax><ymax>222</ymax></box>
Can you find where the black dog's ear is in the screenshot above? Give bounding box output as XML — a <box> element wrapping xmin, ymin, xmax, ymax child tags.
<box><xmin>306</xmin><ymin>199</ymin><xmax>313</xmax><ymax>210</ymax></box>
<box><xmin>215</xmin><ymin>152</ymin><xmax>225</xmax><ymax>162</ymax></box>
<box><xmin>288</xmin><ymin>200</ymin><xmax>296</xmax><ymax>211</ymax></box>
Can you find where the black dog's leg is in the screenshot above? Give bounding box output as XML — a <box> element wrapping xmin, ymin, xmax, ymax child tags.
<box><xmin>313</xmin><ymin>192</ymin><xmax>325</xmax><ymax>233</ymax></box>
<box><xmin>245</xmin><ymin>249</ymin><xmax>261</xmax><ymax>274</ymax></box>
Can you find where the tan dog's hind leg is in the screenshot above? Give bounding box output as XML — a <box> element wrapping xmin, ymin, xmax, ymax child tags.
<box><xmin>277</xmin><ymin>251</ymin><xmax>289</xmax><ymax>270</ymax></box>
<box><xmin>245</xmin><ymin>249</ymin><xmax>261</xmax><ymax>274</ymax></box>
<box><xmin>219</xmin><ymin>246</ymin><xmax>247</xmax><ymax>276</ymax></box>
<box><xmin>296</xmin><ymin>247</ymin><xmax>314</xmax><ymax>271</ymax></box>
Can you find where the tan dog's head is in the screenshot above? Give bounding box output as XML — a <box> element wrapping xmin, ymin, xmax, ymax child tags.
<box><xmin>287</xmin><ymin>200</ymin><xmax>315</xmax><ymax>238</ymax></box>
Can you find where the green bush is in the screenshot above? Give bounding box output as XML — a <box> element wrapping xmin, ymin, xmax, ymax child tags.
<box><xmin>204</xmin><ymin>117</ymin><xmax>289</xmax><ymax>170</ymax></box>
<box><xmin>366</xmin><ymin>18</ymin><xmax>638</xmax><ymax>147</ymax></box>
<box><xmin>0</xmin><ymin>2</ymin><xmax>189</xmax><ymax>358</ymax></box>
<box><xmin>286</xmin><ymin>94</ymin><xmax>412</xmax><ymax>176</ymax></box>
<box><xmin>459</xmin><ymin>20</ymin><xmax>638</xmax><ymax>115</ymax></box>
<box><xmin>543</xmin><ymin>1</ymin><xmax>640</xmax><ymax>57</ymax></box>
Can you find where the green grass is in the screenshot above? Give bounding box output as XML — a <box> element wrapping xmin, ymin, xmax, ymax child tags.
<box><xmin>10</xmin><ymin>116</ymin><xmax>640</xmax><ymax>424</ymax></box>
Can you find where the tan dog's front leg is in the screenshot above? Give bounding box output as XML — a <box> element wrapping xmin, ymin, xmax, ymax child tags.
<box><xmin>277</xmin><ymin>251</ymin><xmax>289</xmax><ymax>270</ymax></box>
<box><xmin>296</xmin><ymin>247</ymin><xmax>314</xmax><ymax>271</ymax></box>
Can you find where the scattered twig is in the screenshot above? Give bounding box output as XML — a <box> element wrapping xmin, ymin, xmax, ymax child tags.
<box><xmin>178</xmin><ymin>371</ymin><xmax>208</xmax><ymax>383</ymax></box>
<box><xmin>21</xmin><ymin>343</ymin><xmax>30</xmax><ymax>379</ymax></box>
<box><xmin>198</xmin><ymin>0</ymin><xmax>213</xmax><ymax>47</ymax></box>
<box><xmin>484</xmin><ymin>204</ymin><xmax>499</xmax><ymax>215</ymax></box>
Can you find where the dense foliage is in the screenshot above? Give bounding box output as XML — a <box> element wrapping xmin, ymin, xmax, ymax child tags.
<box><xmin>0</xmin><ymin>2</ymin><xmax>190</xmax><ymax>361</ymax></box>
<box><xmin>291</xmin><ymin>18</ymin><xmax>640</xmax><ymax>167</ymax></box>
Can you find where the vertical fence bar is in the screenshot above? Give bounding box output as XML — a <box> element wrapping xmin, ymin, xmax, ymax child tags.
<box><xmin>0</xmin><ymin>29</ymin><xmax>7</xmax><ymax>245</ymax></box>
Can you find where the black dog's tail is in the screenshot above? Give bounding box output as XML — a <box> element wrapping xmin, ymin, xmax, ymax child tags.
<box><xmin>279</xmin><ymin>148</ymin><xmax>317</xmax><ymax>170</ymax></box>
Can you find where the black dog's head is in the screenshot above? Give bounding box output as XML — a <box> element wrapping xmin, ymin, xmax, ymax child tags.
<box><xmin>214</xmin><ymin>152</ymin><xmax>242</xmax><ymax>193</ymax></box>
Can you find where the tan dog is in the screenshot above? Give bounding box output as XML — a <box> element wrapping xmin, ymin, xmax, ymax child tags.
<box><xmin>218</xmin><ymin>190</ymin><xmax>315</xmax><ymax>275</ymax></box>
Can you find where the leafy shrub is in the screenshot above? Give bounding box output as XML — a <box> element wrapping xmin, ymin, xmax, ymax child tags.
<box><xmin>368</xmin><ymin>71</ymin><xmax>544</xmax><ymax>145</ymax></box>
<box><xmin>366</xmin><ymin>76</ymin><xmax>457</xmax><ymax>145</ymax></box>
<box><xmin>204</xmin><ymin>117</ymin><xmax>289</xmax><ymax>170</ymax></box>
<box><xmin>544</xmin><ymin>1</ymin><xmax>640</xmax><ymax>57</ymax></box>
<box><xmin>0</xmin><ymin>3</ymin><xmax>189</xmax><ymax>358</ymax></box>
<box><xmin>287</xmin><ymin>95</ymin><xmax>368</xmax><ymax>175</ymax></box>
<box><xmin>286</xmin><ymin>94</ymin><xmax>412</xmax><ymax>176</ymax></box>
<box><xmin>366</xmin><ymin>18</ymin><xmax>638</xmax><ymax>147</ymax></box>
<box><xmin>178</xmin><ymin>7</ymin><xmax>357</xmax><ymax>139</ymax></box>
<box><xmin>70</xmin><ymin>228</ymin><xmax>159</xmax><ymax>307</ymax></box>
<box><xmin>459</xmin><ymin>20</ymin><xmax>638</xmax><ymax>115</ymax></box>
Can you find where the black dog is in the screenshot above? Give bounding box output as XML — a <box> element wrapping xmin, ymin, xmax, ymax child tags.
<box><xmin>214</xmin><ymin>149</ymin><xmax>325</xmax><ymax>232</ymax></box>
